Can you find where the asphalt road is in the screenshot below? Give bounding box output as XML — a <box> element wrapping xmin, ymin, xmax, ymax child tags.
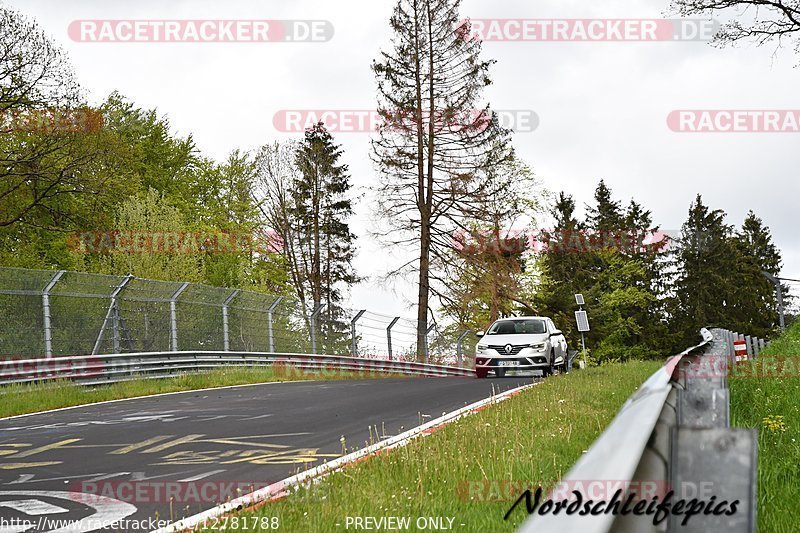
<box><xmin>0</xmin><ymin>376</ymin><xmax>536</xmax><ymax>532</ymax></box>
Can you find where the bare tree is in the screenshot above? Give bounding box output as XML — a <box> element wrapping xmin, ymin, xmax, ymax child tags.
<box><xmin>670</xmin><ymin>0</ymin><xmax>800</xmax><ymax>55</ymax></box>
<box><xmin>254</xmin><ymin>142</ymin><xmax>307</xmax><ymax>309</ymax></box>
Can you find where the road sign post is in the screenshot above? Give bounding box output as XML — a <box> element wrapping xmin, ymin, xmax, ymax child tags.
<box><xmin>574</xmin><ymin>294</ymin><xmax>590</xmax><ymax>369</ymax></box>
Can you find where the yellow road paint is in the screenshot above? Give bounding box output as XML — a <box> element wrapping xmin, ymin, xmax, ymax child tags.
<box><xmin>0</xmin><ymin>444</ymin><xmax>32</xmax><ymax>457</ymax></box>
<box><xmin>109</xmin><ymin>435</ymin><xmax>174</xmax><ymax>455</ymax></box>
<box><xmin>12</xmin><ymin>439</ymin><xmax>81</xmax><ymax>458</ymax></box>
<box><xmin>0</xmin><ymin>462</ymin><xmax>62</xmax><ymax>469</ymax></box>
<box><xmin>141</xmin><ymin>434</ymin><xmax>204</xmax><ymax>453</ymax></box>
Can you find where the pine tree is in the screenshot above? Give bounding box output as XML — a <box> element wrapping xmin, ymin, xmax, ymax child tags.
<box><xmin>533</xmin><ymin>192</ymin><xmax>590</xmax><ymax>349</ymax></box>
<box><xmin>371</xmin><ymin>0</ymin><xmax>512</xmax><ymax>360</ymax></box>
<box><xmin>671</xmin><ymin>194</ymin><xmax>738</xmax><ymax>342</ymax></box>
<box><xmin>731</xmin><ymin>211</ymin><xmax>783</xmax><ymax>337</ymax></box>
<box><xmin>291</xmin><ymin>123</ymin><xmax>358</xmax><ymax>354</ymax></box>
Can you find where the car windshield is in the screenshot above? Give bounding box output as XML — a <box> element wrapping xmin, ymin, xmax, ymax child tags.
<box><xmin>486</xmin><ymin>319</ymin><xmax>547</xmax><ymax>335</ymax></box>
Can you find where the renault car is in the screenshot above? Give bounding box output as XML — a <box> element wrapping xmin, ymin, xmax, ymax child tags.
<box><xmin>474</xmin><ymin>317</ymin><xmax>568</xmax><ymax>378</ymax></box>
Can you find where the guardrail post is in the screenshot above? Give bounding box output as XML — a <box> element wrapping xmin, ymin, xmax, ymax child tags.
<box><xmin>671</xmin><ymin>328</ymin><xmax>758</xmax><ymax>532</ymax></box>
<box><xmin>351</xmin><ymin>310</ymin><xmax>366</xmax><ymax>357</ymax></box>
<box><xmin>745</xmin><ymin>335</ymin><xmax>753</xmax><ymax>359</ymax></box>
<box><xmin>310</xmin><ymin>304</ymin><xmax>324</xmax><ymax>354</ymax></box>
<box><xmin>456</xmin><ymin>330</ymin><xmax>473</xmax><ymax>368</ymax></box>
<box><xmin>386</xmin><ymin>317</ymin><xmax>400</xmax><ymax>360</ymax></box>
<box><xmin>267</xmin><ymin>297</ymin><xmax>283</xmax><ymax>352</ymax></box>
<box><xmin>424</xmin><ymin>324</ymin><xmax>435</xmax><ymax>364</ymax></box>
<box><xmin>93</xmin><ymin>274</ymin><xmax>133</xmax><ymax>355</ymax></box>
<box><xmin>42</xmin><ymin>270</ymin><xmax>65</xmax><ymax>358</ymax></box>
<box><xmin>169</xmin><ymin>282</ymin><xmax>189</xmax><ymax>352</ymax></box>
<box><xmin>222</xmin><ymin>289</ymin><xmax>241</xmax><ymax>352</ymax></box>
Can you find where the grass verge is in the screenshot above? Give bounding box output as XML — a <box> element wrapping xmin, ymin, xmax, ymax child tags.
<box><xmin>216</xmin><ymin>360</ymin><xmax>663</xmax><ymax>532</ymax></box>
<box><xmin>0</xmin><ymin>366</ymin><xmax>408</xmax><ymax>419</ymax></box>
<box><xmin>730</xmin><ymin>323</ymin><xmax>800</xmax><ymax>533</ymax></box>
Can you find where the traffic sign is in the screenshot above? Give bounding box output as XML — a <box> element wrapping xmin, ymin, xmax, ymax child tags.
<box><xmin>575</xmin><ymin>294</ymin><xmax>585</xmax><ymax>305</ymax></box>
<box><xmin>575</xmin><ymin>310</ymin><xmax>590</xmax><ymax>332</ymax></box>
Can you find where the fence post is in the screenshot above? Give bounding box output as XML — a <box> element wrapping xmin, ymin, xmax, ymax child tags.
<box><xmin>169</xmin><ymin>282</ymin><xmax>189</xmax><ymax>352</ymax></box>
<box><xmin>456</xmin><ymin>330</ymin><xmax>473</xmax><ymax>368</ymax></box>
<box><xmin>93</xmin><ymin>275</ymin><xmax>133</xmax><ymax>355</ymax></box>
<box><xmin>222</xmin><ymin>289</ymin><xmax>241</xmax><ymax>352</ymax></box>
<box><xmin>310</xmin><ymin>304</ymin><xmax>324</xmax><ymax>354</ymax></box>
<box><xmin>351</xmin><ymin>310</ymin><xmax>366</xmax><ymax>357</ymax></box>
<box><xmin>762</xmin><ymin>271</ymin><xmax>786</xmax><ymax>331</ymax></box>
<box><xmin>42</xmin><ymin>270</ymin><xmax>65</xmax><ymax>358</ymax></box>
<box><xmin>387</xmin><ymin>317</ymin><xmax>400</xmax><ymax>360</ymax></box>
<box><xmin>424</xmin><ymin>324</ymin><xmax>435</xmax><ymax>364</ymax></box>
<box><xmin>267</xmin><ymin>297</ymin><xmax>283</xmax><ymax>353</ymax></box>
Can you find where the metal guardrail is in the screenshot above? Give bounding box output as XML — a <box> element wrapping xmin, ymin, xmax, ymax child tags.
<box><xmin>0</xmin><ymin>351</ymin><xmax>475</xmax><ymax>388</ymax></box>
<box><xmin>520</xmin><ymin>327</ymin><xmax>761</xmax><ymax>533</ymax></box>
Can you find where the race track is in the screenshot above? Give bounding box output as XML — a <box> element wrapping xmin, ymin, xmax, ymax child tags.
<box><xmin>0</xmin><ymin>376</ymin><xmax>535</xmax><ymax>532</ymax></box>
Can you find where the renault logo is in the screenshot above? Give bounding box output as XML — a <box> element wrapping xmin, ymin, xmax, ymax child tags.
<box><xmin>504</xmin><ymin>344</ymin><xmax>513</xmax><ymax>354</ymax></box>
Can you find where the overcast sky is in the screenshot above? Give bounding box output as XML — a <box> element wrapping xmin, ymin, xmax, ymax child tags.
<box><xmin>7</xmin><ymin>0</ymin><xmax>800</xmax><ymax>317</ymax></box>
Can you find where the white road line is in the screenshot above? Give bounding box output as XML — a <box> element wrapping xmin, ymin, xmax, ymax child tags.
<box><xmin>153</xmin><ymin>381</ymin><xmax>540</xmax><ymax>533</ymax></box>
<box><xmin>0</xmin><ymin>491</ymin><xmax>136</xmax><ymax>533</ymax></box>
<box><xmin>177</xmin><ymin>470</ymin><xmax>226</xmax><ymax>482</ymax></box>
<box><xmin>0</xmin><ymin>499</ymin><xmax>68</xmax><ymax>514</ymax></box>
<box><xmin>0</xmin><ymin>380</ymin><xmax>310</xmax><ymax>422</ymax></box>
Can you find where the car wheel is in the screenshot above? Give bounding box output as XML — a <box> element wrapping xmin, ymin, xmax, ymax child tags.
<box><xmin>475</xmin><ymin>367</ymin><xmax>488</xmax><ymax>379</ymax></box>
<box><xmin>547</xmin><ymin>350</ymin><xmax>556</xmax><ymax>376</ymax></box>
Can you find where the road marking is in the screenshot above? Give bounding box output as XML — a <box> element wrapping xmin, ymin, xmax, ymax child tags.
<box><xmin>84</xmin><ymin>472</ymin><xmax>130</xmax><ymax>482</ymax></box>
<box><xmin>0</xmin><ymin>499</ymin><xmax>68</xmax><ymax>514</ymax></box>
<box><xmin>109</xmin><ymin>436</ymin><xmax>173</xmax><ymax>455</ymax></box>
<box><xmin>0</xmin><ymin>462</ymin><xmax>61</xmax><ymax>470</ymax></box>
<box><xmin>141</xmin><ymin>434</ymin><xmax>204</xmax><ymax>454</ymax></box>
<box><xmin>0</xmin><ymin>444</ymin><xmax>31</xmax><ymax>457</ymax></box>
<box><xmin>7</xmin><ymin>474</ymin><xmax>35</xmax><ymax>484</ymax></box>
<box><xmin>0</xmin><ymin>490</ymin><xmax>136</xmax><ymax>533</ymax></box>
<box><xmin>178</xmin><ymin>470</ymin><xmax>226</xmax><ymax>482</ymax></box>
<box><xmin>13</xmin><ymin>439</ymin><xmax>81</xmax><ymax>458</ymax></box>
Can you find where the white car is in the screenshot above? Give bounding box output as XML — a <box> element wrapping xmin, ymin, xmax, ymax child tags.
<box><xmin>474</xmin><ymin>317</ymin><xmax>568</xmax><ymax>378</ymax></box>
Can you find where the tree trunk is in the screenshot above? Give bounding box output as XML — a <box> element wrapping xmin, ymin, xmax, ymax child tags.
<box><xmin>417</xmin><ymin>222</ymin><xmax>431</xmax><ymax>361</ymax></box>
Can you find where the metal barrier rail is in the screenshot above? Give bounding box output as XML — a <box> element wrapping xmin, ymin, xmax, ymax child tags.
<box><xmin>0</xmin><ymin>351</ymin><xmax>475</xmax><ymax>388</ymax></box>
<box><xmin>520</xmin><ymin>327</ymin><xmax>759</xmax><ymax>533</ymax></box>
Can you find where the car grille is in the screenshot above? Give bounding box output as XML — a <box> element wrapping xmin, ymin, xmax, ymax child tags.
<box><xmin>488</xmin><ymin>344</ymin><xmax>527</xmax><ymax>355</ymax></box>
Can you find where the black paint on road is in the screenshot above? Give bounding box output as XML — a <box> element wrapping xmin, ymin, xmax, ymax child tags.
<box><xmin>0</xmin><ymin>376</ymin><xmax>535</xmax><ymax>531</ymax></box>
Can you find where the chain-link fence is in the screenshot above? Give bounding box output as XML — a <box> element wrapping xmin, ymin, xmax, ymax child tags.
<box><xmin>0</xmin><ymin>267</ymin><xmax>473</xmax><ymax>367</ymax></box>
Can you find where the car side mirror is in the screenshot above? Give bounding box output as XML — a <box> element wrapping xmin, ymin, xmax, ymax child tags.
<box><xmin>476</xmin><ymin>331</ymin><xmax>485</xmax><ymax>337</ymax></box>
<box><xmin>550</xmin><ymin>330</ymin><xmax>562</xmax><ymax>337</ymax></box>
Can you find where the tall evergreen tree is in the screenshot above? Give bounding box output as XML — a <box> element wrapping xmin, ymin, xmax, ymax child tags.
<box><xmin>731</xmin><ymin>211</ymin><xmax>783</xmax><ymax>337</ymax></box>
<box><xmin>371</xmin><ymin>0</ymin><xmax>512</xmax><ymax>360</ymax></box>
<box><xmin>671</xmin><ymin>194</ymin><xmax>738</xmax><ymax>342</ymax></box>
<box><xmin>532</xmin><ymin>192</ymin><xmax>589</xmax><ymax>348</ymax></box>
<box><xmin>291</xmin><ymin>123</ymin><xmax>358</xmax><ymax>354</ymax></box>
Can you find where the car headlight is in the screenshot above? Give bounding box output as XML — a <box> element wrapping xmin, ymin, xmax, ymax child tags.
<box><xmin>476</xmin><ymin>344</ymin><xmax>487</xmax><ymax>352</ymax></box>
<box><xmin>528</xmin><ymin>342</ymin><xmax>546</xmax><ymax>350</ymax></box>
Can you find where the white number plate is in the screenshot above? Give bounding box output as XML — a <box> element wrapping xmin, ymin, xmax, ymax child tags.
<box><xmin>498</xmin><ymin>360</ymin><xmax>520</xmax><ymax>367</ymax></box>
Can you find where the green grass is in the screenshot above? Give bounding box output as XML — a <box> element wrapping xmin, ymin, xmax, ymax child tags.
<box><xmin>216</xmin><ymin>361</ymin><xmax>663</xmax><ymax>532</ymax></box>
<box><xmin>0</xmin><ymin>366</ymin><xmax>407</xmax><ymax>419</ymax></box>
<box><xmin>730</xmin><ymin>324</ymin><xmax>800</xmax><ymax>533</ymax></box>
